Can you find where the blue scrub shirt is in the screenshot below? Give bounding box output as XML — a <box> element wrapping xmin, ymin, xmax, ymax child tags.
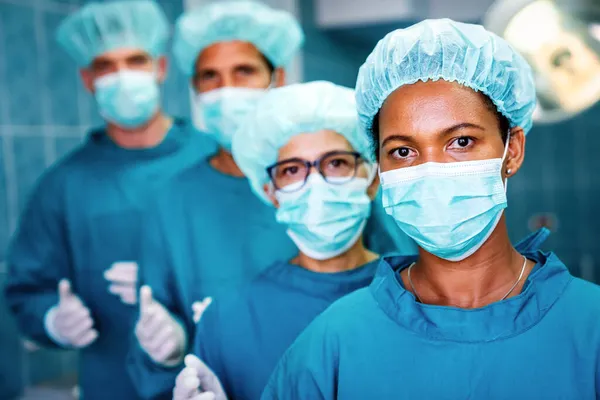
<box><xmin>4</xmin><ymin>119</ymin><xmax>216</xmax><ymax>400</ymax></box>
<box><xmin>195</xmin><ymin>258</ymin><xmax>379</xmax><ymax>400</ymax></box>
<box><xmin>263</xmin><ymin>248</ymin><xmax>600</xmax><ymax>399</ymax></box>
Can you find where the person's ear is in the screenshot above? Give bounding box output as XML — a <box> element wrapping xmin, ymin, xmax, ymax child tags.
<box><xmin>504</xmin><ymin>127</ymin><xmax>526</xmax><ymax>179</ymax></box>
<box><xmin>263</xmin><ymin>183</ymin><xmax>279</xmax><ymax>208</ymax></box>
<box><xmin>367</xmin><ymin>174</ymin><xmax>380</xmax><ymax>201</ymax></box>
<box><xmin>80</xmin><ymin>69</ymin><xmax>95</xmax><ymax>93</ymax></box>
<box><xmin>273</xmin><ymin>67</ymin><xmax>286</xmax><ymax>87</ymax></box>
<box><xmin>156</xmin><ymin>56</ymin><xmax>168</xmax><ymax>83</ymax></box>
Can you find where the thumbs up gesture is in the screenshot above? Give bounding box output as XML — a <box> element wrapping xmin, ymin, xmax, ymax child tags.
<box><xmin>172</xmin><ymin>355</ymin><xmax>228</xmax><ymax>400</ymax></box>
<box><xmin>135</xmin><ymin>286</ymin><xmax>187</xmax><ymax>366</ymax></box>
<box><xmin>44</xmin><ymin>279</ymin><xmax>98</xmax><ymax>348</ymax></box>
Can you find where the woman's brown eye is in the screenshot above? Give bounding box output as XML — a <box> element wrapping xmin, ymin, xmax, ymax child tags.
<box><xmin>457</xmin><ymin>137</ymin><xmax>470</xmax><ymax>147</ymax></box>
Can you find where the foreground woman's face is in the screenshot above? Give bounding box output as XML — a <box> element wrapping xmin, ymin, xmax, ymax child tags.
<box><xmin>377</xmin><ymin>80</ymin><xmax>507</xmax><ymax>173</ymax></box>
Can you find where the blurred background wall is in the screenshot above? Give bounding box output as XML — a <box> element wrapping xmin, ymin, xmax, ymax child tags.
<box><xmin>0</xmin><ymin>0</ymin><xmax>598</xmax><ymax>398</ymax></box>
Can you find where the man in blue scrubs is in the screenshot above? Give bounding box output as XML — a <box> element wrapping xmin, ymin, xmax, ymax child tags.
<box><xmin>3</xmin><ymin>2</ymin><xmax>215</xmax><ymax>399</ymax></box>
<box><xmin>263</xmin><ymin>19</ymin><xmax>600</xmax><ymax>399</ymax></box>
<box><xmin>127</xmin><ymin>3</ymin><xmax>305</xmax><ymax>399</ymax></box>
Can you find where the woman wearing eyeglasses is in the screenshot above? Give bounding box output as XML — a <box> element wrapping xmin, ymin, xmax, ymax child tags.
<box><xmin>170</xmin><ymin>81</ymin><xmax>381</xmax><ymax>400</ymax></box>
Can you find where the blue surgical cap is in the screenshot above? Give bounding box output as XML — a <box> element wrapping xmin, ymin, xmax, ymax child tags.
<box><xmin>173</xmin><ymin>1</ymin><xmax>304</xmax><ymax>76</ymax></box>
<box><xmin>56</xmin><ymin>1</ymin><xmax>169</xmax><ymax>67</ymax></box>
<box><xmin>232</xmin><ymin>81</ymin><xmax>371</xmax><ymax>205</ymax></box>
<box><xmin>356</xmin><ymin>18</ymin><xmax>537</xmax><ymax>137</ymax></box>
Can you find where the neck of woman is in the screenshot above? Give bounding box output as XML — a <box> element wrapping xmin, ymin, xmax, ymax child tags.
<box><xmin>106</xmin><ymin>112</ymin><xmax>172</xmax><ymax>149</ymax></box>
<box><xmin>293</xmin><ymin>237</ymin><xmax>379</xmax><ymax>274</ymax></box>
<box><xmin>403</xmin><ymin>216</ymin><xmax>536</xmax><ymax>308</ymax></box>
<box><xmin>210</xmin><ymin>148</ymin><xmax>245</xmax><ymax>177</ymax></box>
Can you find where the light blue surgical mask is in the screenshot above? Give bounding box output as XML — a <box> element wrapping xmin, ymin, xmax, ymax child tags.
<box><xmin>192</xmin><ymin>87</ymin><xmax>266</xmax><ymax>152</ymax></box>
<box><xmin>94</xmin><ymin>70</ymin><xmax>160</xmax><ymax>128</ymax></box>
<box><xmin>275</xmin><ymin>171</ymin><xmax>374</xmax><ymax>261</ymax></box>
<box><xmin>379</xmin><ymin>139</ymin><xmax>510</xmax><ymax>261</ymax></box>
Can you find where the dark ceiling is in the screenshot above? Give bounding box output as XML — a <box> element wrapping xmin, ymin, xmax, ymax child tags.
<box><xmin>324</xmin><ymin>18</ymin><xmax>479</xmax><ymax>49</ymax></box>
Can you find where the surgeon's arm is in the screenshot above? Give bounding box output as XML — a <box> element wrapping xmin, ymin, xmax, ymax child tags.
<box><xmin>364</xmin><ymin>189</ymin><xmax>418</xmax><ymax>256</ymax></box>
<box><xmin>4</xmin><ymin>176</ymin><xmax>72</xmax><ymax>348</ymax></box>
<box><xmin>127</xmin><ymin>211</ymin><xmax>189</xmax><ymax>400</ymax></box>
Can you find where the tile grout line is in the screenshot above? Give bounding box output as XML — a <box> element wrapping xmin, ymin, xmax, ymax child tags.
<box><xmin>0</xmin><ymin>4</ymin><xmax>19</xmax><ymax>236</ymax></box>
<box><xmin>33</xmin><ymin>2</ymin><xmax>57</xmax><ymax>167</ymax></box>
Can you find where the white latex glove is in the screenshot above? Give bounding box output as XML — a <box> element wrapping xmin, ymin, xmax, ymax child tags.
<box><xmin>173</xmin><ymin>354</ymin><xmax>228</xmax><ymax>400</ymax></box>
<box><xmin>44</xmin><ymin>279</ymin><xmax>98</xmax><ymax>348</ymax></box>
<box><xmin>136</xmin><ymin>285</ymin><xmax>187</xmax><ymax>366</ymax></box>
<box><xmin>104</xmin><ymin>261</ymin><xmax>138</xmax><ymax>305</ymax></box>
<box><xmin>192</xmin><ymin>297</ymin><xmax>213</xmax><ymax>324</ymax></box>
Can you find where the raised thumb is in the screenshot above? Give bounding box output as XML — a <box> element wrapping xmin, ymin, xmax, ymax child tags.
<box><xmin>58</xmin><ymin>279</ymin><xmax>72</xmax><ymax>303</ymax></box>
<box><xmin>139</xmin><ymin>285</ymin><xmax>154</xmax><ymax>311</ymax></box>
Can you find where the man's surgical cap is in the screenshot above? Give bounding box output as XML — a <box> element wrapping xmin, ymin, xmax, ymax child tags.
<box><xmin>232</xmin><ymin>81</ymin><xmax>371</xmax><ymax>205</ymax></box>
<box><xmin>56</xmin><ymin>1</ymin><xmax>169</xmax><ymax>67</ymax></box>
<box><xmin>173</xmin><ymin>1</ymin><xmax>304</xmax><ymax>76</ymax></box>
<box><xmin>356</xmin><ymin>19</ymin><xmax>537</xmax><ymax>137</ymax></box>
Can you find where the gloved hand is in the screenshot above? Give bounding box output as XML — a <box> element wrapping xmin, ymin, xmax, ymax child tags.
<box><xmin>44</xmin><ymin>279</ymin><xmax>98</xmax><ymax>348</ymax></box>
<box><xmin>173</xmin><ymin>354</ymin><xmax>228</xmax><ymax>400</ymax></box>
<box><xmin>192</xmin><ymin>297</ymin><xmax>213</xmax><ymax>324</ymax></box>
<box><xmin>104</xmin><ymin>261</ymin><xmax>138</xmax><ymax>305</ymax></box>
<box><xmin>136</xmin><ymin>285</ymin><xmax>187</xmax><ymax>366</ymax></box>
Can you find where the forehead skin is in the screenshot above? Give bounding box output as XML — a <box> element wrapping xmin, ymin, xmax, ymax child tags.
<box><xmin>377</xmin><ymin>80</ymin><xmax>505</xmax><ymax>166</ymax></box>
<box><xmin>91</xmin><ymin>47</ymin><xmax>151</xmax><ymax>65</ymax></box>
<box><xmin>193</xmin><ymin>40</ymin><xmax>272</xmax><ymax>91</ymax></box>
<box><xmin>277</xmin><ymin>130</ymin><xmax>354</xmax><ymax>162</ymax></box>
<box><xmin>195</xmin><ymin>41</ymin><xmax>267</xmax><ymax>72</ymax></box>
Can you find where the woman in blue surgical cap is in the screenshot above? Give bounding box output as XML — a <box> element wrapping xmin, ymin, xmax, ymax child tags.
<box><xmin>169</xmin><ymin>81</ymin><xmax>383</xmax><ymax>400</ymax></box>
<box><xmin>262</xmin><ymin>19</ymin><xmax>600</xmax><ymax>399</ymax></box>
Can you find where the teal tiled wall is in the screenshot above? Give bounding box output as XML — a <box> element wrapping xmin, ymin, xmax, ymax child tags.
<box><xmin>506</xmin><ymin>104</ymin><xmax>600</xmax><ymax>280</ymax></box>
<box><xmin>299</xmin><ymin>0</ymin><xmax>370</xmax><ymax>87</ymax></box>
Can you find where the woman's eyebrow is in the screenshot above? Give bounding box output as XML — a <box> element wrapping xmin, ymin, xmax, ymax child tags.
<box><xmin>381</xmin><ymin>123</ymin><xmax>485</xmax><ymax>147</ymax></box>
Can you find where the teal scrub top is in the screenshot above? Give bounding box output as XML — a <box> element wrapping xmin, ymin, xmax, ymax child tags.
<box><xmin>195</xmin><ymin>258</ymin><xmax>379</xmax><ymax>400</ymax></box>
<box><xmin>4</xmin><ymin>119</ymin><xmax>217</xmax><ymax>400</ymax></box>
<box><xmin>263</xmin><ymin>243</ymin><xmax>600</xmax><ymax>399</ymax></box>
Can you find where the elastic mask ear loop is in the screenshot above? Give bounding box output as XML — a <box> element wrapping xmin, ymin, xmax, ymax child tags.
<box><xmin>267</xmin><ymin>74</ymin><xmax>276</xmax><ymax>90</ymax></box>
<box><xmin>151</xmin><ymin>62</ymin><xmax>160</xmax><ymax>81</ymax></box>
<box><xmin>267</xmin><ymin>181</ymin><xmax>276</xmax><ymax>197</ymax></box>
<box><xmin>366</xmin><ymin>162</ymin><xmax>379</xmax><ymax>184</ymax></box>
<box><xmin>501</xmin><ymin>131</ymin><xmax>511</xmax><ymax>162</ymax></box>
<box><xmin>502</xmin><ymin>131</ymin><xmax>511</xmax><ymax>189</ymax></box>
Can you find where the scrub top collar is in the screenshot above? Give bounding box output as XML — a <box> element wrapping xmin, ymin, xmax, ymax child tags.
<box><xmin>262</xmin><ymin>258</ymin><xmax>379</xmax><ymax>302</ymax></box>
<box><xmin>370</xmin><ymin>248</ymin><xmax>572</xmax><ymax>343</ymax></box>
<box><xmin>87</xmin><ymin>118</ymin><xmax>191</xmax><ymax>159</ymax></box>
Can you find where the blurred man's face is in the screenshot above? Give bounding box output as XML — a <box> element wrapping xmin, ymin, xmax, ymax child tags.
<box><xmin>80</xmin><ymin>48</ymin><xmax>167</xmax><ymax>92</ymax></box>
<box><xmin>192</xmin><ymin>40</ymin><xmax>285</xmax><ymax>93</ymax></box>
